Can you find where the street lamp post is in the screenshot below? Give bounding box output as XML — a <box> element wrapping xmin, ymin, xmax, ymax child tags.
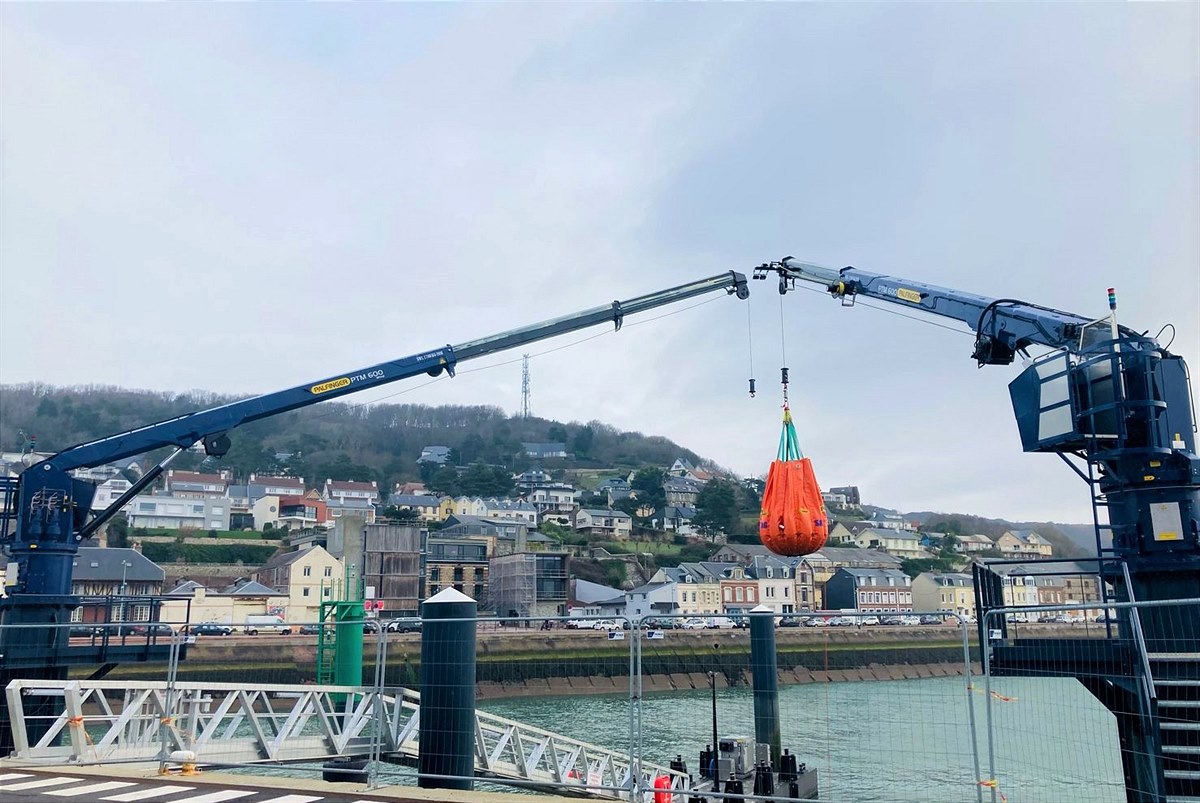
<box><xmin>117</xmin><ymin>559</ymin><xmax>132</xmax><ymax>623</ymax></box>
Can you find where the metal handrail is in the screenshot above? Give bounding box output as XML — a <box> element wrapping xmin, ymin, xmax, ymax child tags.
<box><xmin>1119</xmin><ymin>561</ymin><xmax>1157</xmax><ymax>703</ymax></box>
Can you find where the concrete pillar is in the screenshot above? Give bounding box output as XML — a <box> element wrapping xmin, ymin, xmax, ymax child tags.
<box><xmin>418</xmin><ymin>587</ymin><xmax>477</xmax><ymax>790</ymax></box>
<box><xmin>749</xmin><ymin>604</ymin><xmax>781</xmax><ymax>767</ymax></box>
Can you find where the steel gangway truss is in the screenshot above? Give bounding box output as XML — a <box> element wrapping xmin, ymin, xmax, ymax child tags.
<box><xmin>4</xmin><ymin>679</ymin><xmax>687</xmax><ymax>800</ymax></box>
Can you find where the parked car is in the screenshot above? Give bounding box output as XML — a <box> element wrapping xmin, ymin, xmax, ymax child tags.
<box><xmin>592</xmin><ymin>619</ymin><xmax>622</xmax><ymax>631</ymax></box>
<box><xmin>680</xmin><ymin>618</ymin><xmax>708</xmax><ymax>630</ymax></box>
<box><xmin>190</xmin><ymin>623</ymin><xmax>234</xmax><ymax>636</ymax></box>
<box><xmin>803</xmin><ymin>617</ymin><xmax>828</xmax><ymax>627</ymax></box>
<box><xmin>565</xmin><ymin>619</ymin><xmax>589</xmax><ymax>629</ymax></box>
<box><xmin>244</xmin><ymin>615</ymin><xmax>292</xmax><ymax>635</ymax></box>
<box><xmin>132</xmin><ymin>624</ymin><xmax>175</xmax><ymax>637</ymax></box>
<box><xmin>706</xmin><ymin>617</ymin><xmax>737</xmax><ymax>630</ymax></box>
<box><xmin>879</xmin><ymin>615</ymin><xmax>905</xmax><ymax>626</ymax></box>
<box><xmin>827</xmin><ymin>616</ymin><xmax>856</xmax><ymax>627</ymax></box>
<box><xmin>919</xmin><ymin>615</ymin><xmax>944</xmax><ymax>626</ymax></box>
<box><xmin>778</xmin><ymin>616</ymin><xmax>803</xmax><ymax>628</ymax></box>
<box><xmin>362</xmin><ymin>619</ymin><xmax>381</xmax><ymax>634</ymax></box>
<box><xmin>860</xmin><ymin>616</ymin><xmax>881</xmax><ymax>626</ymax></box>
<box><xmin>298</xmin><ymin>623</ymin><xmax>325</xmax><ymax>635</ymax></box>
<box><xmin>69</xmin><ymin>625</ymin><xmax>102</xmax><ymax>637</ymax></box>
<box><xmin>900</xmin><ymin>615</ymin><xmax>922</xmax><ymax>626</ymax></box>
<box><xmin>385</xmin><ymin>618</ymin><xmax>421</xmax><ymax>634</ymax></box>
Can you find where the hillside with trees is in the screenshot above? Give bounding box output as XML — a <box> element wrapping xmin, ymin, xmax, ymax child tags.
<box><xmin>0</xmin><ymin>383</ymin><xmax>714</xmax><ymax>491</ymax></box>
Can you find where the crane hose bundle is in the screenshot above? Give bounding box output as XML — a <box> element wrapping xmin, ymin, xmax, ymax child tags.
<box><xmin>758</xmin><ymin>403</ymin><xmax>828</xmax><ymax>557</ymax></box>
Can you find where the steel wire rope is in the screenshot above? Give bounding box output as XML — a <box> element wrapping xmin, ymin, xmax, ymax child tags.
<box><xmin>784</xmin><ymin>280</ymin><xmax>976</xmax><ymax>337</ymax></box>
<box><xmin>303</xmin><ymin>294</ymin><xmax>726</xmax><ymax>418</ymax></box>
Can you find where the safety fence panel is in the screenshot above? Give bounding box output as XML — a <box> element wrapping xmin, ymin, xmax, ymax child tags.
<box><xmin>625</xmin><ymin>610</ymin><xmax>983</xmax><ymax>803</ymax></box>
<box><xmin>980</xmin><ymin>598</ymin><xmax>1200</xmax><ymax>803</ymax></box>
<box><xmin>371</xmin><ymin>613</ymin><xmax>646</xmax><ymax>799</ymax></box>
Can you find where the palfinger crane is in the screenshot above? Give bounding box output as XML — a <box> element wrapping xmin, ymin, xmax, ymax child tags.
<box><xmin>757</xmin><ymin>257</ymin><xmax>1198</xmax><ymax>803</ymax></box>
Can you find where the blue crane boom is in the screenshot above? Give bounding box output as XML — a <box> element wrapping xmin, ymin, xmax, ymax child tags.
<box><xmin>1</xmin><ymin>270</ymin><xmax>748</xmax><ymax>602</ymax></box>
<box><xmin>760</xmin><ymin>257</ymin><xmax>1133</xmax><ymax>365</ymax></box>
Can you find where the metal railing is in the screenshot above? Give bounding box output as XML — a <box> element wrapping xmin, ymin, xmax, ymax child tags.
<box><xmin>1</xmin><ymin>611</ymin><xmax>1004</xmax><ymax>802</ymax></box>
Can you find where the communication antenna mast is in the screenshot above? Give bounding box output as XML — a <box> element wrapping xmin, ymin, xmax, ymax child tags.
<box><xmin>520</xmin><ymin>354</ymin><xmax>531</xmax><ymax>419</ymax></box>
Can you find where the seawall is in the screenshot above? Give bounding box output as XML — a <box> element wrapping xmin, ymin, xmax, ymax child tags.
<box><xmin>94</xmin><ymin>626</ymin><xmax>993</xmax><ymax>697</ymax></box>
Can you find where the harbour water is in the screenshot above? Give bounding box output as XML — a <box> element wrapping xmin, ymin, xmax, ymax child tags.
<box><xmin>480</xmin><ymin>674</ymin><xmax>1127</xmax><ymax>803</ymax></box>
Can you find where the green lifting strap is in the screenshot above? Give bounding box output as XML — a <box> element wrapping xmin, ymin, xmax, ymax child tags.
<box><xmin>776</xmin><ymin>406</ymin><xmax>805</xmax><ymax>462</ymax></box>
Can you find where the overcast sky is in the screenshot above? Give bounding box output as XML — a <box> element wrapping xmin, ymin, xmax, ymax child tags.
<box><xmin>2</xmin><ymin>4</ymin><xmax>1196</xmax><ymax>525</ymax></box>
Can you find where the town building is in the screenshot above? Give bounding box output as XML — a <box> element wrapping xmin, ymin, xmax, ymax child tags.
<box><xmin>663</xmin><ymin>476</ymin><xmax>705</xmax><ymax>506</ymax></box>
<box><xmin>126</xmin><ymin>494</ymin><xmax>232</xmax><ymax>531</ymax></box>
<box><xmin>160</xmin><ymin>580</ymin><xmax>288</xmax><ymax>628</ymax></box>
<box><xmin>829</xmin><ymin>486</ymin><xmax>861</xmax><ymax>506</ymax></box>
<box><xmin>275</xmin><ymin>494</ymin><xmax>332</xmax><ymax>530</ymax></box>
<box><xmin>386</xmin><ymin>493</ymin><xmax>443</xmax><ymax>522</ymax></box>
<box><xmin>528</xmin><ymin>483</ymin><xmax>577</xmax><ymax>526</ymax></box>
<box><xmin>522</xmin><ymin>442</ymin><xmax>569</xmax><ymax>459</ymax></box>
<box><xmin>825</xmin><ymin>568</ymin><xmax>914</xmax><ymax>612</ymax></box>
<box><xmin>322</xmin><ymin>479</ymin><xmax>380</xmax><ymax>507</ymax></box>
<box><xmin>709</xmin><ymin>543</ymin><xmax>774</xmax><ymax>566</ymax></box>
<box><xmin>826</xmin><ymin>523</ymin><xmax>858</xmax><ymax>545</ymax></box>
<box><xmin>70</xmin><ymin>547</ymin><xmax>165</xmax><ymax>624</ymax></box>
<box><xmin>568</xmin><ymin>578</ymin><xmax>625</xmax><ymax>618</ymax></box>
<box><xmin>327</xmin><ymin>520</ymin><xmax>423</xmax><ymax>617</ymax></box>
<box><xmin>852</xmin><ymin>528</ymin><xmax>928</xmax><ymax>559</ymax></box>
<box><xmin>482</xmin><ymin>498</ymin><xmax>538</xmax><ymax>525</ymax></box>
<box><xmin>417</xmin><ymin>446</ymin><xmax>452</xmax><ymax>466</ymax></box>
<box><xmin>489</xmin><ymin>551</ymin><xmax>569</xmax><ymax>619</ymax></box>
<box><xmin>426</xmin><ymin>535</ymin><xmax>490</xmax><ymax>603</ymax></box>
<box><xmin>746</xmin><ymin>555</ymin><xmax>796</xmax><ymax>614</ymax></box>
<box><xmin>954</xmin><ymin>534</ymin><xmax>996</xmax><ymax>554</ymax></box>
<box><xmin>574</xmin><ymin>509</ymin><xmax>633</xmax><ymax>541</ymax></box>
<box><xmin>651</xmin><ymin>563</ymin><xmax>727</xmax><ymax>616</ymax></box>
<box><xmin>912</xmin><ymin>572</ymin><xmax>976</xmax><ymax>617</ymax></box>
<box><xmin>253</xmin><ymin>546</ymin><xmax>343</xmax><ymax>623</ymax></box>
<box><xmin>720</xmin><ymin>565</ymin><xmax>760</xmax><ymax>615</ymax></box>
<box><xmin>800</xmin><ymin>547</ymin><xmax>903</xmax><ymax>609</ymax></box>
<box><xmin>995</xmin><ymin>530</ymin><xmax>1054</xmax><ymax>559</ymax></box>
<box><xmin>650</xmin><ymin>505</ymin><xmax>697</xmax><ymax>536</ymax></box>
<box><xmin>163</xmin><ymin>470</ymin><xmax>231</xmax><ymax>499</ymax></box>
<box><xmin>325</xmin><ymin>497</ymin><xmax>376</xmax><ymax>525</ymax></box>
<box><xmin>249</xmin><ymin>474</ymin><xmax>306</xmax><ymax>497</ymax></box>
<box><xmin>618</xmin><ymin>581</ymin><xmax>679</xmax><ymax>619</ymax></box>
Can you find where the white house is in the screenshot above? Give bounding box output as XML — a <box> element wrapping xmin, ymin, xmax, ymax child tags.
<box><xmin>575</xmin><ymin>509</ymin><xmax>633</xmax><ymax>540</ymax></box>
<box><xmin>322</xmin><ymin>479</ymin><xmax>379</xmax><ymax>506</ymax></box>
<box><xmin>126</xmin><ymin>494</ymin><xmax>231</xmax><ymax>530</ymax></box>
<box><xmin>852</xmin><ymin>528</ymin><xmax>928</xmax><ymax>559</ymax></box>
<box><xmin>746</xmin><ymin>555</ymin><xmax>796</xmax><ymax>614</ymax></box>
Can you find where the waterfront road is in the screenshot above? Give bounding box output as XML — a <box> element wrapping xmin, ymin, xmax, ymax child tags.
<box><xmin>0</xmin><ymin>770</ymin><xmax>570</xmax><ymax>803</ymax></box>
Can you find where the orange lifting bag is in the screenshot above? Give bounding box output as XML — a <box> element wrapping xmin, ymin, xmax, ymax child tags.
<box><xmin>758</xmin><ymin>408</ymin><xmax>828</xmax><ymax>557</ymax></box>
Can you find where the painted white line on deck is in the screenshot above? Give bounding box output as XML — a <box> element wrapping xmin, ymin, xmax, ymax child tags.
<box><xmin>102</xmin><ymin>787</ymin><xmax>198</xmax><ymax>802</ymax></box>
<box><xmin>255</xmin><ymin>796</ymin><xmax>324</xmax><ymax>803</ymax></box>
<box><xmin>45</xmin><ymin>781</ymin><xmax>138</xmax><ymax>797</ymax></box>
<box><xmin>0</xmin><ymin>773</ymin><xmax>33</xmax><ymax>781</ymax></box>
<box><xmin>0</xmin><ymin>776</ymin><xmax>84</xmax><ymax>791</ymax></box>
<box><xmin>167</xmin><ymin>791</ymin><xmax>255</xmax><ymax>803</ymax></box>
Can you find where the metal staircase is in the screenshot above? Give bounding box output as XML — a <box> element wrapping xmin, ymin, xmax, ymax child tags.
<box><xmin>1154</xmin><ymin>653</ymin><xmax>1200</xmax><ymax>802</ymax></box>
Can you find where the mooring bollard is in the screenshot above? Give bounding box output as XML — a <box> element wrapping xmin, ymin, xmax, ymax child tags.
<box><xmin>418</xmin><ymin>588</ymin><xmax>477</xmax><ymax>790</ymax></box>
<box><xmin>749</xmin><ymin>604</ymin><xmax>781</xmax><ymax>768</ymax></box>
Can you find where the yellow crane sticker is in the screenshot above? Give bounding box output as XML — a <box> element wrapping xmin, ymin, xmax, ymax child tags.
<box><xmin>311</xmin><ymin>377</ymin><xmax>351</xmax><ymax>395</ymax></box>
<box><xmin>896</xmin><ymin>288</ymin><xmax>922</xmax><ymax>303</ymax></box>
